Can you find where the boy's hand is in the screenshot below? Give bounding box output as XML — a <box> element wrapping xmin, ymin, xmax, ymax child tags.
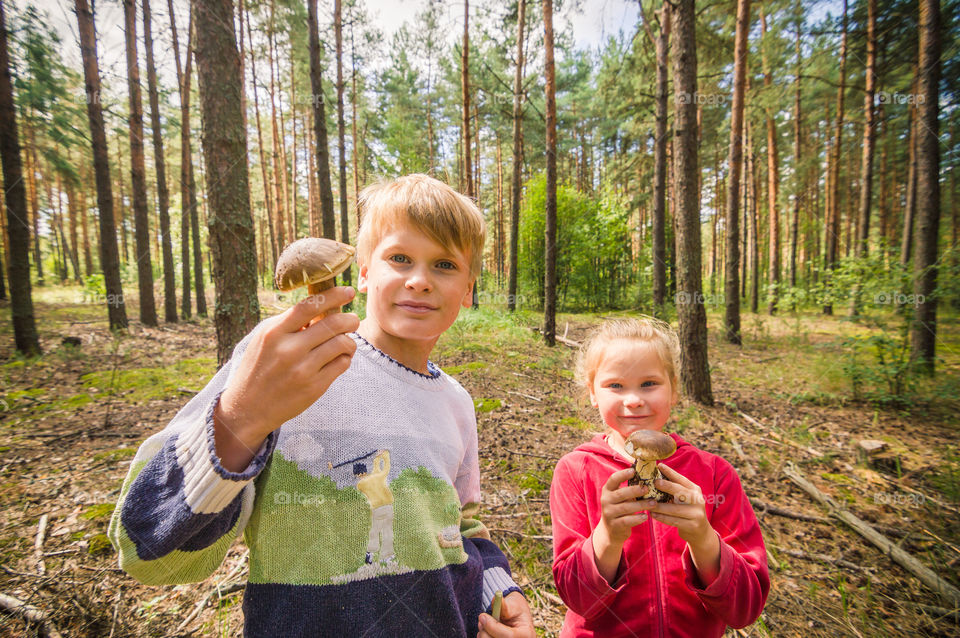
<box><xmin>477</xmin><ymin>591</ymin><xmax>535</xmax><ymax>638</ymax></box>
<box><xmin>638</xmin><ymin>463</ymin><xmax>721</xmax><ymax>585</ymax></box>
<box><xmin>214</xmin><ymin>287</ymin><xmax>359</xmax><ymax>472</ymax></box>
<box><xmin>592</xmin><ymin>467</ymin><xmax>650</xmax><ymax>584</ymax></box>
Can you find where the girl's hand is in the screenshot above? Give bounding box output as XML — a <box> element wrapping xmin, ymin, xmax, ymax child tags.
<box><xmin>477</xmin><ymin>592</ymin><xmax>535</xmax><ymax>638</ymax></box>
<box><xmin>639</xmin><ymin>463</ymin><xmax>721</xmax><ymax>584</ymax></box>
<box><xmin>592</xmin><ymin>467</ymin><xmax>652</xmax><ymax>584</ymax></box>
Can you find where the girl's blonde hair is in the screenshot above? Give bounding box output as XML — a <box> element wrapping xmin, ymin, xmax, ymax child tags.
<box><xmin>574</xmin><ymin>317</ymin><xmax>681</xmax><ymax>395</ymax></box>
<box><xmin>356</xmin><ymin>174</ymin><xmax>486</xmax><ymax>280</ymax></box>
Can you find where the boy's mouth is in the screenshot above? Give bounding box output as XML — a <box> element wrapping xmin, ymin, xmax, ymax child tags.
<box><xmin>396</xmin><ymin>301</ymin><xmax>437</xmax><ymax>313</ymax></box>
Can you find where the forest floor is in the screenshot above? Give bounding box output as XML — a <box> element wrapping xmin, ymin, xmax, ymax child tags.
<box><xmin>1</xmin><ymin>285</ymin><xmax>959</xmax><ymax>637</ymax></box>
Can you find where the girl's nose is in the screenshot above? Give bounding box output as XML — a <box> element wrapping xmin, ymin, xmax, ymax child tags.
<box><xmin>624</xmin><ymin>393</ymin><xmax>644</xmax><ymax>408</ymax></box>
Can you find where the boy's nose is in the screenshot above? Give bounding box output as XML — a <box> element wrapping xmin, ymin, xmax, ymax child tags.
<box><xmin>404</xmin><ymin>269</ymin><xmax>432</xmax><ymax>291</ymax></box>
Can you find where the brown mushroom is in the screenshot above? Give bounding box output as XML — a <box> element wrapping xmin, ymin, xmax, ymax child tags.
<box><xmin>624</xmin><ymin>430</ymin><xmax>676</xmax><ymax>502</ymax></box>
<box><xmin>274</xmin><ymin>237</ymin><xmax>356</xmax><ymax>315</ymax></box>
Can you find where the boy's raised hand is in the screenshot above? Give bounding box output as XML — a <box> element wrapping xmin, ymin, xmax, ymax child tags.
<box><xmin>214</xmin><ymin>287</ymin><xmax>360</xmax><ymax>472</ymax></box>
<box><xmin>477</xmin><ymin>591</ymin><xmax>535</xmax><ymax>638</ymax></box>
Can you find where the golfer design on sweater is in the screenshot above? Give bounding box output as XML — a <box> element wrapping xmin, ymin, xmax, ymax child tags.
<box><xmin>356</xmin><ymin>450</ymin><xmax>395</xmax><ymax>565</ymax></box>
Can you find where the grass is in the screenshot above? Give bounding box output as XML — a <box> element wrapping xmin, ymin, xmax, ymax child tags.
<box><xmin>81</xmin><ymin>357</ymin><xmax>216</xmax><ymax>403</ymax></box>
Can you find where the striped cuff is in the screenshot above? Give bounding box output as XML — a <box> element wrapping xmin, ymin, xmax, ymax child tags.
<box><xmin>174</xmin><ymin>392</ymin><xmax>274</xmax><ymax>514</ymax></box>
<box><xmin>481</xmin><ymin>566</ymin><xmax>522</xmax><ymax>612</ymax></box>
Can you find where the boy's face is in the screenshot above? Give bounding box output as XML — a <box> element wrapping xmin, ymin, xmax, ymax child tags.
<box><xmin>358</xmin><ymin>223</ymin><xmax>474</xmax><ymax>346</ymax></box>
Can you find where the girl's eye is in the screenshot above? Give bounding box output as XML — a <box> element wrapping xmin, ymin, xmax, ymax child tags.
<box><xmin>607</xmin><ymin>383</ymin><xmax>622</xmax><ymax>389</ymax></box>
<box><xmin>641</xmin><ymin>381</ymin><xmax>658</xmax><ymax>388</ymax></box>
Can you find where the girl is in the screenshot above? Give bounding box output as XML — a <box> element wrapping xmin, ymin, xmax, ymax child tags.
<box><xmin>550</xmin><ymin>318</ymin><xmax>769</xmax><ymax>637</ymax></box>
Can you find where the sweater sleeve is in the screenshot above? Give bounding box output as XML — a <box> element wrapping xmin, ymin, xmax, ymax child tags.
<box><xmin>679</xmin><ymin>459</ymin><xmax>770</xmax><ymax>628</ymax></box>
<box><xmin>107</xmin><ymin>328</ymin><xmax>277</xmax><ymax>585</ymax></box>
<box><xmin>550</xmin><ymin>454</ymin><xmax>629</xmax><ymax>619</ymax></box>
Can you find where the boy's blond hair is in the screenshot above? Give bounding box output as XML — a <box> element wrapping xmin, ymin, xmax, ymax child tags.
<box><xmin>574</xmin><ymin>317</ymin><xmax>681</xmax><ymax>397</ymax></box>
<box><xmin>356</xmin><ymin>174</ymin><xmax>486</xmax><ymax>280</ymax></box>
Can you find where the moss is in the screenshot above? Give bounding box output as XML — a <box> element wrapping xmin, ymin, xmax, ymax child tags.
<box><xmin>93</xmin><ymin>448</ymin><xmax>137</xmax><ymax>462</ymax></box>
<box><xmin>444</xmin><ymin>361</ymin><xmax>488</xmax><ymax>375</ymax></box>
<box><xmin>81</xmin><ymin>357</ymin><xmax>217</xmax><ymax>403</ymax></box>
<box><xmin>821</xmin><ymin>472</ymin><xmax>854</xmax><ymax>485</ymax></box>
<box><xmin>81</xmin><ymin>503</ymin><xmax>116</xmax><ymax>520</ymax></box>
<box><xmin>559</xmin><ymin>416</ymin><xmax>594</xmax><ymax>431</ymax></box>
<box><xmin>87</xmin><ymin>533</ymin><xmax>114</xmax><ymax>557</ymax></box>
<box><xmin>473</xmin><ymin>398</ymin><xmax>502</xmax><ymax>413</ymax></box>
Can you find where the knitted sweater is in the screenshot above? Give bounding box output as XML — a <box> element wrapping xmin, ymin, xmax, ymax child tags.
<box><xmin>550</xmin><ymin>433</ymin><xmax>769</xmax><ymax>637</ymax></box>
<box><xmin>108</xmin><ymin>329</ymin><xmax>520</xmax><ymax>637</ymax></box>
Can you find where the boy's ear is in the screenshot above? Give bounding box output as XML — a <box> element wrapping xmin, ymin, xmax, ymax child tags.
<box><xmin>357</xmin><ymin>263</ymin><xmax>369</xmax><ymax>293</ymax></box>
<box><xmin>460</xmin><ymin>281</ymin><xmax>475</xmax><ymax>308</ymax></box>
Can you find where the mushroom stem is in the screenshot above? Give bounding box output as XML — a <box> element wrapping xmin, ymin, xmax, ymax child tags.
<box><xmin>307</xmin><ymin>279</ymin><xmax>340</xmax><ymax>315</ymax></box>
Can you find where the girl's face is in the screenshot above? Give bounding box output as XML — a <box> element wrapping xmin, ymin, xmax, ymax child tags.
<box><xmin>589</xmin><ymin>339</ymin><xmax>677</xmax><ymax>441</ymax></box>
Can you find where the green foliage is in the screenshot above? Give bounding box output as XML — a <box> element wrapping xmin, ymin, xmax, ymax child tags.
<box><xmin>81</xmin><ymin>358</ymin><xmax>216</xmax><ymax>403</ymax></box>
<box><xmin>518</xmin><ymin>175</ymin><xmax>633</xmax><ymax>311</ymax></box>
<box><xmin>473</xmin><ymin>397</ymin><xmax>502</xmax><ymax>413</ymax></box>
<box><xmin>841</xmin><ymin>327</ymin><xmax>915</xmax><ymax>407</ymax></box>
<box><xmin>81</xmin><ymin>503</ymin><xmax>116</xmax><ymax>521</ymax></box>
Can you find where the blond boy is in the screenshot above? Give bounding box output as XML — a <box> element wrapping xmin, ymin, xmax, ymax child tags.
<box><xmin>109</xmin><ymin>175</ymin><xmax>534</xmax><ymax>637</ymax></box>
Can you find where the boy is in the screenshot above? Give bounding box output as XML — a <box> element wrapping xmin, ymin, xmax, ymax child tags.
<box><xmin>108</xmin><ymin>174</ymin><xmax>534</xmax><ymax>637</ymax></box>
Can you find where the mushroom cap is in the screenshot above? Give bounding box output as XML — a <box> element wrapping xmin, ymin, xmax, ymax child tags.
<box><xmin>274</xmin><ymin>237</ymin><xmax>356</xmax><ymax>291</ymax></box>
<box><xmin>623</xmin><ymin>430</ymin><xmax>676</xmax><ymax>461</ymax></box>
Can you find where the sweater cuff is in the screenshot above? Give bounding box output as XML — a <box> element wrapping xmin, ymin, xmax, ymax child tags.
<box><xmin>481</xmin><ymin>567</ymin><xmax>522</xmax><ymax>612</ymax></box>
<box><xmin>175</xmin><ymin>391</ymin><xmax>275</xmax><ymax>514</ymax></box>
<box><xmin>581</xmin><ymin>532</ymin><xmax>631</xmax><ymax>595</ymax></box>
<box><xmin>681</xmin><ymin>532</ymin><xmax>734</xmax><ymax>597</ymax></box>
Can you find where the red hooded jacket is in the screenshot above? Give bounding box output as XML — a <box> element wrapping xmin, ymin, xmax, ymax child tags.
<box><xmin>550</xmin><ymin>432</ymin><xmax>769</xmax><ymax>637</ymax></box>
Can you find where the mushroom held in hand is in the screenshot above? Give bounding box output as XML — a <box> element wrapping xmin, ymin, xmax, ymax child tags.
<box><xmin>624</xmin><ymin>430</ymin><xmax>677</xmax><ymax>503</ymax></box>
<box><xmin>274</xmin><ymin>237</ymin><xmax>356</xmax><ymax>315</ymax></box>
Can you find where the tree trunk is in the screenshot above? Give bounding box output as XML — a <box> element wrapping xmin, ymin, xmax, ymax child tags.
<box><xmin>747</xmin><ymin>120</ymin><xmax>759</xmax><ymax>314</ymax></box>
<box><xmin>350</xmin><ymin>18</ymin><xmax>360</xmax><ymax>228</ymax></box>
<box><xmin>901</xmin><ymin>68</ymin><xmax>919</xmax><ymax>266</ymax></box>
<box><xmin>334</xmin><ymin>0</ymin><xmax>351</xmax><ymax>286</ymax></box>
<box><xmin>308</xmin><ymin>0</ymin><xmax>336</xmax><ymax>241</ymax></box>
<box><xmin>790</xmin><ymin>16</ymin><xmax>801</xmax><ymax>289</ymax></box>
<box><xmin>0</xmin><ymin>0</ymin><xmax>40</xmax><ymax>354</ymax></box>
<box><xmin>724</xmin><ymin>0</ymin><xmax>750</xmax><ymax>344</ymax></box>
<box><xmin>542</xmin><ymin>0</ymin><xmax>557</xmax><ymax>346</ymax></box>
<box><xmin>910</xmin><ymin>0</ymin><xmax>941</xmax><ymax>372</ymax></box>
<box><xmin>142</xmin><ymin>0</ymin><xmax>176</xmax><ymax>323</ymax></box>
<box><xmin>508</xmin><ymin>0</ymin><xmax>525</xmax><ymax>312</ymax></box>
<box><xmin>76</xmin><ymin>0</ymin><xmax>128</xmax><ymax>330</ymax></box>
<box><xmin>190</xmin><ymin>147</ymin><xmax>206</xmax><ymax>315</ymax></box>
<box><xmin>760</xmin><ymin>3</ymin><xmax>780</xmax><ymax>315</ymax></box>
<box><xmin>267</xmin><ymin>2</ymin><xmax>286</xmax><ymax>250</ymax></box>
<box><xmin>823</xmin><ymin>0</ymin><xmax>847</xmax><ymax>315</ymax></box>
<box><xmin>66</xmin><ymin>178</ymin><xmax>82</xmax><ymax>284</ymax></box>
<box><xmin>461</xmin><ymin>0</ymin><xmax>473</xmax><ymax>198</ymax></box>
<box><xmin>651</xmin><ymin>4</ymin><xmax>670</xmax><ymax>310</ymax></box>
<box><xmin>672</xmin><ymin>0</ymin><xmax>712</xmax><ymax>404</ymax></box>
<box><xmin>169</xmin><ymin>0</ymin><xmax>192</xmax><ymax>318</ymax></box>
<box><xmin>191</xmin><ymin>0</ymin><xmax>260</xmax><ymax>366</ymax></box>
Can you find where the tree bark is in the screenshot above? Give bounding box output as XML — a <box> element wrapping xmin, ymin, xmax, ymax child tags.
<box><xmin>191</xmin><ymin>0</ymin><xmax>261</xmax><ymax>366</ymax></box>
<box><xmin>760</xmin><ymin>3</ymin><xmax>780</xmax><ymax>315</ymax></box>
<box><xmin>461</xmin><ymin>0</ymin><xmax>473</xmax><ymax>198</ymax></box>
<box><xmin>0</xmin><ymin>0</ymin><xmax>40</xmax><ymax>354</ymax></box>
<box><xmin>823</xmin><ymin>0</ymin><xmax>847</xmax><ymax>315</ymax></box>
<box><xmin>334</xmin><ymin>0</ymin><xmax>351</xmax><ymax>286</ymax></box>
<box><xmin>76</xmin><ymin>0</ymin><xmax>128</xmax><ymax>330</ymax></box>
<box><xmin>508</xmin><ymin>0</ymin><xmax>525</xmax><ymax>312</ymax></box>
<box><xmin>542</xmin><ymin>0</ymin><xmax>557</xmax><ymax>346</ymax></box>
<box><xmin>123</xmin><ymin>0</ymin><xmax>158</xmax><ymax>326</ymax></box>
<box><xmin>308</xmin><ymin>0</ymin><xmax>336</xmax><ymax>241</ymax></box>
<box><xmin>901</xmin><ymin>68</ymin><xmax>919</xmax><ymax>266</ymax></box>
<box><xmin>672</xmin><ymin>0</ymin><xmax>713</xmax><ymax>404</ymax></box>
<box><xmin>724</xmin><ymin>0</ymin><xmax>750</xmax><ymax>344</ymax></box>
<box><xmin>142</xmin><ymin>0</ymin><xmax>177</xmax><ymax>323</ymax></box>
<box><xmin>169</xmin><ymin>0</ymin><xmax>192</xmax><ymax>318</ymax></box>
<box><xmin>651</xmin><ymin>3</ymin><xmax>670</xmax><ymax>310</ymax></box>
<box><xmin>910</xmin><ymin>0</ymin><xmax>942</xmax><ymax>372</ymax></box>
<box><xmin>789</xmin><ymin>16</ymin><xmax>801</xmax><ymax>289</ymax></box>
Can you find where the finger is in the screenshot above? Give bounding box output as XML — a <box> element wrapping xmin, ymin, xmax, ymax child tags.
<box><xmin>649</xmin><ymin>511</ymin><xmax>689</xmax><ymax>528</ymax></box>
<box><xmin>477</xmin><ymin>614</ymin><xmax>511</xmax><ymax>638</ymax></box>
<box><xmin>610</xmin><ymin>483</ymin><xmax>651</xmax><ymax>503</ymax></box>
<box><xmin>298</xmin><ymin>311</ymin><xmax>361</xmax><ymax>348</ymax></box>
<box><xmin>278</xmin><ymin>287</ymin><xmax>356</xmax><ymax>332</ymax></box>
<box><xmin>657</xmin><ymin>463</ymin><xmax>697</xmax><ymax>489</ymax></box>
<box><xmin>306</xmin><ymin>335</ymin><xmax>357</xmax><ymax>374</ymax></box>
<box><xmin>646</xmin><ymin>500</ymin><xmax>698</xmax><ymax>519</ymax></box>
<box><xmin>604</xmin><ymin>467</ymin><xmax>636</xmax><ymax>492</ymax></box>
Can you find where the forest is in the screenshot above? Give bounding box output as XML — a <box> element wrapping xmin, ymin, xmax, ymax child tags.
<box><xmin>0</xmin><ymin>0</ymin><xmax>958</xmax><ymax>635</ymax></box>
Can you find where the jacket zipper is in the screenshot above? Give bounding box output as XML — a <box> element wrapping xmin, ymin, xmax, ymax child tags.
<box><xmin>649</xmin><ymin>518</ymin><xmax>665</xmax><ymax>638</ymax></box>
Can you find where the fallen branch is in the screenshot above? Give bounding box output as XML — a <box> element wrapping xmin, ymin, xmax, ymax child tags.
<box><xmin>0</xmin><ymin>593</ymin><xmax>63</xmax><ymax>638</ymax></box>
<box><xmin>739</xmin><ymin>411</ymin><xmax>822</xmax><ymax>457</ymax></box>
<box><xmin>750</xmin><ymin>497</ymin><xmax>910</xmax><ymax>538</ymax></box>
<box><xmin>776</xmin><ymin>547</ymin><xmax>874</xmax><ymax>574</ymax></box>
<box><xmin>34</xmin><ymin>514</ymin><xmax>48</xmax><ymax>575</ymax></box>
<box><xmin>784</xmin><ymin>463</ymin><xmax>960</xmax><ymax>608</ymax></box>
<box><xmin>175</xmin><ymin>550</ymin><xmax>249</xmax><ymax>633</ymax></box>
<box><xmin>528</xmin><ymin>326</ymin><xmax>580</xmax><ymax>348</ymax></box>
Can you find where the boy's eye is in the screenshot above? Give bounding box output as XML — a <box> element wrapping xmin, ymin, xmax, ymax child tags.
<box><xmin>389</xmin><ymin>254</ymin><xmax>410</xmax><ymax>264</ymax></box>
<box><xmin>436</xmin><ymin>260</ymin><xmax>457</xmax><ymax>270</ymax></box>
